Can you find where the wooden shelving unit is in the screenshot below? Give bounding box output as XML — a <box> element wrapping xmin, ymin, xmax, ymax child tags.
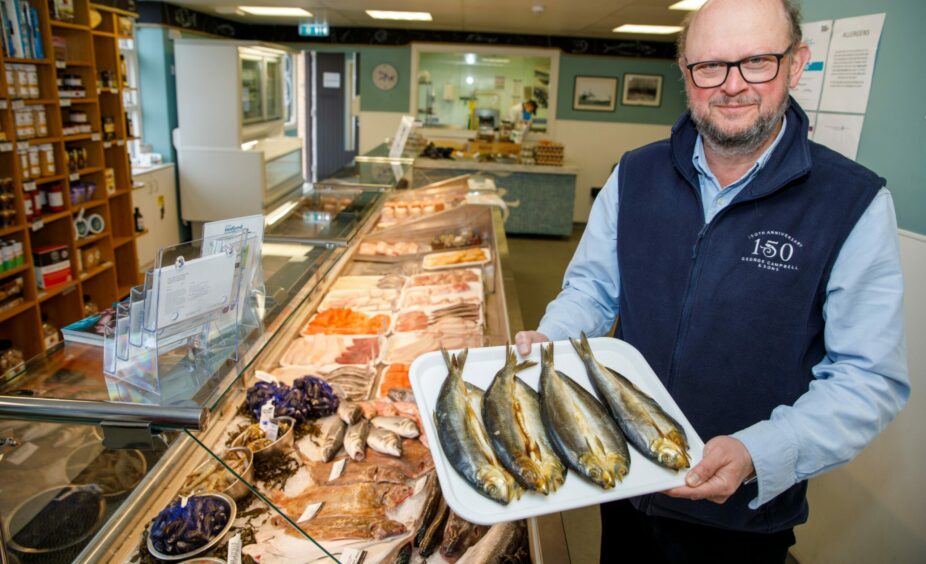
<box><xmin>0</xmin><ymin>0</ymin><xmax>140</xmax><ymax>359</ymax></box>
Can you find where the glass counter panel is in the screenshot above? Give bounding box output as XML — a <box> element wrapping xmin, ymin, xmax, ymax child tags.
<box><xmin>265</xmin><ymin>147</ymin><xmax>301</xmax><ymax>192</ymax></box>
<box><xmin>321</xmin><ymin>160</ymin><xmax>412</xmax><ymax>190</ymax></box>
<box><xmin>264</xmin><ymin>189</ymin><xmax>384</xmax><ymax>244</ymax></box>
<box><xmin>241</xmin><ymin>58</ymin><xmax>263</xmax><ymax>123</ymax></box>
<box><xmin>265</xmin><ymin>59</ymin><xmax>282</xmax><ymax>121</ymax></box>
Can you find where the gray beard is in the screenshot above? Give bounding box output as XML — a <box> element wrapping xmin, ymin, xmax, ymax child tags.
<box><xmin>690</xmin><ymin>95</ymin><xmax>790</xmax><ymax>157</ymax></box>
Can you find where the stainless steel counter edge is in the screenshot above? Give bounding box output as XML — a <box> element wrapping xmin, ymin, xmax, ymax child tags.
<box><xmin>415</xmin><ymin>157</ymin><xmax>579</xmax><ymax>175</ymax></box>
<box><xmin>0</xmin><ymin>397</ymin><xmax>205</xmax><ymax>430</ymax></box>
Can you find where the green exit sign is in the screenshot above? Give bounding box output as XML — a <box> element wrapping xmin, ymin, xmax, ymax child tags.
<box><xmin>299</xmin><ymin>22</ymin><xmax>329</xmax><ymax>37</ymax></box>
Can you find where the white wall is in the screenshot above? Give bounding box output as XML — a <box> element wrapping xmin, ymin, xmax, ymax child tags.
<box><xmin>554</xmin><ymin>120</ymin><xmax>672</xmax><ymax>221</ymax></box>
<box><xmin>793</xmin><ymin>230</ymin><xmax>926</xmax><ymax>563</ymax></box>
<box><xmin>359</xmin><ymin>111</ymin><xmax>405</xmax><ymax>154</ymax></box>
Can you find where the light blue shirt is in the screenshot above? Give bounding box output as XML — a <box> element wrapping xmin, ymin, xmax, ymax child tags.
<box><xmin>538</xmin><ymin>120</ymin><xmax>910</xmax><ymax>508</ymax></box>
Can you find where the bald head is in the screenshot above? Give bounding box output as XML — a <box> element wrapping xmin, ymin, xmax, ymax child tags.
<box><xmin>676</xmin><ymin>0</ymin><xmax>802</xmax><ymax>62</ymax></box>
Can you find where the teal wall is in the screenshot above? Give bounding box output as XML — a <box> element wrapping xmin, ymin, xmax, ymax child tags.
<box><xmin>802</xmin><ymin>0</ymin><xmax>925</xmax><ymax>235</ymax></box>
<box><xmin>556</xmin><ymin>54</ymin><xmax>686</xmax><ymax>125</ymax></box>
<box><xmin>137</xmin><ymin>27</ymin><xmax>178</xmax><ymax>163</ymax></box>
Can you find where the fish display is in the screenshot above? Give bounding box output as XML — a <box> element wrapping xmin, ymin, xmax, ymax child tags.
<box><xmin>372</xmin><ymin>415</ymin><xmax>420</xmax><ymax>438</ymax></box>
<box><xmin>539</xmin><ymin>343</ymin><xmax>630</xmax><ymax>489</ymax></box>
<box><xmin>570</xmin><ymin>333</ymin><xmax>690</xmax><ymax>470</ymax></box>
<box><xmin>418</xmin><ymin>497</ymin><xmax>451</xmax><ymax>558</ymax></box>
<box><xmin>483</xmin><ymin>345</ymin><xmax>565</xmax><ymax>494</ymax></box>
<box><xmin>323</xmin><ymin>366</ymin><xmax>375</xmax><ymax>401</ymax></box>
<box><xmin>368</xmin><ymin>427</ymin><xmax>403</xmax><ymax>457</ymax></box>
<box><xmin>273</xmin><ymin>482</ymin><xmax>414</xmax><ymax>519</ymax></box>
<box><xmin>313</xmin><ymin>415</ymin><xmax>346</xmax><ymax>462</ymax></box>
<box><xmin>414</xmin><ymin>473</ymin><xmax>442</xmax><ymax>547</ymax></box>
<box><xmin>344</xmin><ymin>419</ymin><xmax>370</xmax><ymax>461</ymax></box>
<box><xmin>440</xmin><ymin>511</ymin><xmax>489</xmax><ymax>563</ymax></box>
<box><xmin>291</xmin><ymin>514</ymin><xmax>408</xmax><ymax>541</ymax></box>
<box><xmin>337</xmin><ymin>401</ymin><xmax>362</xmax><ymax>425</ymax></box>
<box><xmin>307</xmin><ymin>438</ymin><xmax>433</xmax><ymax>485</ymax></box>
<box><xmin>457</xmin><ymin>520</ymin><xmax>529</xmax><ymax>564</ymax></box>
<box><xmin>435</xmin><ymin>348</ymin><xmax>520</xmax><ymax>504</ymax></box>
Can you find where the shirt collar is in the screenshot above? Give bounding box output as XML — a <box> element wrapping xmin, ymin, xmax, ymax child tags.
<box><xmin>692</xmin><ymin>115</ymin><xmax>789</xmax><ymax>188</ymax></box>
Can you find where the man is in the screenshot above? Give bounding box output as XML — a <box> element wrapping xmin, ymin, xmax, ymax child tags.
<box><xmin>507</xmin><ymin>99</ymin><xmax>538</xmax><ymax>125</ymax></box>
<box><xmin>515</xmin><ymin>0</ymin><xmax>908</xmax><ymax>561</ymax></box>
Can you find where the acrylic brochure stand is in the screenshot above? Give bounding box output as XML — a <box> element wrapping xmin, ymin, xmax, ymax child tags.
<box><xmin>103</xmin><ymin>230</ymin><xmax>264</xmax><ymax>406</ymax></box>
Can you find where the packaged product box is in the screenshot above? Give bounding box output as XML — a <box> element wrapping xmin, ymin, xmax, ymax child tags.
<box><xmin>35</xmin><ymin>261</ymin><xmax>72</xmax><ymax>289</ymax></box>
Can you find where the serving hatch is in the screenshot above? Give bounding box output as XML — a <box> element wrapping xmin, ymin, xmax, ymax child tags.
<box><xmin>409</xmin><ymin>337</ymin><xmax>705</xmax><ymax>525</ymax></box>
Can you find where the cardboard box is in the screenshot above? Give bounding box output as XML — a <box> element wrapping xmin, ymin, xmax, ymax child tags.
<box><xmin>35</xmin><ymin>261</ymin><xmax>72</xmax><ymax>289</ymax></box>
<box><xmin>32</xmin><ymin>244</ymin><xmax>69</xmax><ymax>267</ymax></box>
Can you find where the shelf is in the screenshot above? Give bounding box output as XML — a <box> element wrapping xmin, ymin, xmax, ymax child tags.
<box><xmin>37</xmin><ymin>279</ymin><xmax>78</xmax><ymax>303</ymax></box>
<box><xmin>51</xmin><ymin>20</ymin><xmax>90</xmax><ymax>31</ymax></box>
<box><xmin>3</xmin><ymin>57</ymin><xmax>51</xmax><ymax>65</ymax></box>
<box><xmin>0</xmin><ymin>263</ymin><xmax>30</xmax><ymax>280</ymax></box>
<box><xmin>0</xmin><ymin>224</ymin><xmax>24</xmax><ymax>237</ymax></box>
<box><xmin>135</xmin><ymin>228</ymin><xmax>148</xmax><ymax>238</ymax></box>
<box><xmin>30</xmin><ymin>175</ymin><xmax>67</xmax><ymax>185</ymax></box>
<box><xmin>59</xmin><ymin>60</ymin><xmax>93</xmax><ymax>68</ymax></box>
<box><xmin>92</xmin><ymin>30</ymin><xmax>117</xmax><ymax>38</ymax></box>
<box><xmin>0</xmin><ymin>300</ymin><xmax>36</xmax><ymax>324</ymax></box>
<box><xmin>78</xmin><ymin>261</ymin><xmax>113</xmax><ymax>281</ymax></box>
<box><xmin>22</xmin><ymin>99</ymin><xmax>58</xmax><ymax>106</ymax></box>
<box><xmin>75</xmin><ymin>232</ymin><xmax>108</xmax><ymax>248</ymax></box>
<box><xmin>63</xmin><ymin>133</ymin><xmax>93</xmax><ymax>142</ymax></box>
<box><xmin>30</xmin><ymin>210</ymin><xmax>70</xmax><ymax>228</ymax></box>
<box><xmin>112</xmin><ymin>234</ymin><xmax>133</xmax><ymax>247</ymax></box>
<box><xmin>64</xmin><ymin>97</ymin><xmax>99</xmax><ymax>105</ymax></box>
<box><xmin>75</xmin><ymin>166</ymin><xmax>104</xmax><ymax>176</ymax></box>
<box><xmin>27</xmin><ymin>136</ymin><xmax>64</xmax><ymax>145</ymax></box>
<box><xmin>109</xmin><ymin>189</ymin><xmax>131</xmax><ymax>198</ymax></box>
<box><xmin>72</xmin><ymin>199</ymin><xmax>107</xmax><ymax>213</ymax></box>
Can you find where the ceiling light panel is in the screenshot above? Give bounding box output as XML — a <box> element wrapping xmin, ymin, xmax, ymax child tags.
<box><xmin>238</xmin><ymin>6</ymin><xmax>312</xmax><ymax>16</ymax></box>
<box><xmin>612</xmin><ymin>24</ymin><xmax>683</xmax><ymax>34</ymax></box>
<box><xmin>366</xmin><ymin>10</ymin><xmax>433</xmax><ymax>21</ymax></box>
<box><xmin>669</xmin><ymin>0</ymin><xmax>707</xmax><ymax>10</ymax></box>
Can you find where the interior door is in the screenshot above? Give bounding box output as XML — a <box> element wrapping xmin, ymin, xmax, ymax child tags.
<box><xmin>313</xmin><ymin>52</ymin><xmax>358</xmax><ymax>180</ymax></box>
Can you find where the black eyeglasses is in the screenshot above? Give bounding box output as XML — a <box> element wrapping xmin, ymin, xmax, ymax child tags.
<box><xmin>685</xmin><ymin>52</ymin><xmax>788</xmax><ymax>88</ymax></box>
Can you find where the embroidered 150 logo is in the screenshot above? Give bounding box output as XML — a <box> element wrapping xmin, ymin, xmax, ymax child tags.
<box><xmin>741</xmin><ymin>230</ymin><xmax>803</xmax><ymax>272</ymax></box>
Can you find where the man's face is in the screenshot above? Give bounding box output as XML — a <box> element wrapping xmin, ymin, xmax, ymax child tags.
<box><xmin>680</xmin><ymin>0</ymin><xmax>810</xmax><ymax>155</ymax></box>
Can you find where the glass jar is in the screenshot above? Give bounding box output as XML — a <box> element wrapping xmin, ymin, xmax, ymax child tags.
<box><xmin>82</xmin><ymin>295</ymin><xmax>99</xmax><ymax>316</ymax></box>
<box><xmin>41</xmin><ymin>315</ymin><xmax>60</xmax><ymax>349</ymax></box>
<box><xmin>0</xmin><ymin>339</ymin><xmax>24</xmax><ymax>376</ymax></box>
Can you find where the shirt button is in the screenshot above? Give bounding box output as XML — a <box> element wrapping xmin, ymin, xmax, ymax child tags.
<box><xmin>717</xmin><ymin>198</ymin><xmax>726</xmax><ymax>206</ymax></box>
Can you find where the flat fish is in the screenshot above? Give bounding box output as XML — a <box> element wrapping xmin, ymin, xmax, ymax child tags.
<box><xmin>435</xmin><ymin>349</ymin><xmax>520</xmax><ymax>504</ymax></box>
<box><xmin>344</xmin><ymin>419</ymin><xmax>370</xmax><ymax>461</ymax></box>
<box><xmin>337</xmin><ymin>401</ymin><xmax>362</xmax><ymax>425</ymax></box>
<box><xmin>484</xmin><ymin>344</ymin><xmax>565</xmax><ymax>494</ymax></box>
<box><xmin>440</xmin><ymin>511</ymin><xmax>488</xmax><ymax>563</ymax></box>
<box><xmin>372</xmin><ymin>415</ymin><xmax>420</xmax><ymax>438</ymax></box>
<box><xmin>456</xmin><ymin>520</ymin><xmax>529</xmax><ymax>564</ymax></box>
<box><xmin>315</xmin><ymin>415</ymin><xmax>346</xmax><ymax>462</ymax></box>
<box><xmin>570</xmin><ymin>332</ymin><xmax>690</xmax><ymax>470</ymax></box>
<box><xmin>368</xmin><ymin>427</ymin><xmax>403</xmax><ymax>457</ymax></box>
<box><xmin>288</xmin><ymin>514</ymin><xmax>407</xmax><ymax>541</ymax></box>
<box><xmin>539</xmin><ymin>343</ymin><xmax>630</xmax><ymax>489</ymax></box>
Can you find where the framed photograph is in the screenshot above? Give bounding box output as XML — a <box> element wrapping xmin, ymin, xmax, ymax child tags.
<box><xmin>622</xmin><ymin>73</ymin><xmax>663</xmax><ymax>107</ymax></box>
<box><xmin>573</xmin><ymin>75</ymin><xmax>618</xmax><ymax>112</ymax></box>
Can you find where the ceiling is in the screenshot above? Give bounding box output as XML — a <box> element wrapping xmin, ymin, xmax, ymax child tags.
<box><xmin>159</xmin><ymin>0</ymin><xmax>693</xmax><ymax>42</ymax></box>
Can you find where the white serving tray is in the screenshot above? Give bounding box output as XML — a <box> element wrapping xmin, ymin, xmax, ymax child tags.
<box><xmin>409</xmin><ymin>337</ymin><xmax>704</xmax><ymax>525</ymax></box>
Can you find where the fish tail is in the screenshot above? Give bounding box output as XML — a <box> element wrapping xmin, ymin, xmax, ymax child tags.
<box><xmin>514</xmin><ymin>360</ymin><xmax>537</xmax><ymax>373</ymax></box>
<box><xmin>441</xmin><ymin>347</ymin><xmax>452</xmax><ymax>370</ymax></box>
<box><xmin>505</xmin><ymin>342</ymin><xmax>516</xmax><ymax>369</ymax></box>
<box><xmin>458</xmin><ymin>348</ymin><xmax>469</xmax><ymax>370</ymax></box>
<box><xmin>541</xmin><ymin>342</ymin><xmax>554</xmax><ymax>367</ymax></box>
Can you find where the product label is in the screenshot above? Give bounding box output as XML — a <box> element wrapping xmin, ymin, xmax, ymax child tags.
<box><xmin>48</xmin><ymin>191</ymin><xmax>64</xmax><ymax>207</ymax></box>
<box><xmin>227</xmin><ymin>533</ymin><xmax>242</xmax><ymax>564</ymax></box>
<box><xmin>265</xmin><ymin>421</ymin><xmax>279</xmax><ymax>442</ymax></box>
<box><xmin>297</xmin><ymin>502</ymin><xmax>323</xmax><ymax>522</ymax></box>
<box><xmin>340</xmin><ymin>548</ymin><xmax>366</xmax><ymax>564</ymax></box>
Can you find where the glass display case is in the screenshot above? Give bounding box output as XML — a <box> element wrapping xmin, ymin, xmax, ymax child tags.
<box><xmin>265</xmin><ymin>188</ymin><xmax>386</xmax><ymax>245</ymax></box>
<box><xmin>240</xmin><ymin>57</ymin><xmax>264</xmax><ymax>124</ymax></box>
<box><xmin>0</xmin><ymin>175</ymin><xmax>528</xmax><ymax>562</ymax></box>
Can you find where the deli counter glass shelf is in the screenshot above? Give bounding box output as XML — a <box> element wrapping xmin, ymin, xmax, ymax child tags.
<box><xmin>264</xmin><ymin>187</ymin><xmax>385</xmax><ymax>245</ymax></box>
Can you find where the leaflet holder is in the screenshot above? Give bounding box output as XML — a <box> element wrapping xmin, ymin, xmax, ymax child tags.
<box><xmin>103</xmin><ymin>231</ymin><xmax>263</xmax><ymax>405</ymax></box>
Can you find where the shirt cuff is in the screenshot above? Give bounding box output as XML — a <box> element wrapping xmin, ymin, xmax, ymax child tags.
<box><xmin>732</xmin><ymin>420</ymin><xmax>799</xmax><ymax>509</ymax></box>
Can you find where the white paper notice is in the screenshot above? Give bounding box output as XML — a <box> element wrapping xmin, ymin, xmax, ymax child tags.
<box><xmin>323</xmin><ymin>72</ymin><xmax>341</xmax><ymax>89</ymax></box>
<box><xmin>791</xmin><ymin>20</ymin><xmax>833</xmax><ymax>111</ymax></box>
<box><xmin>819</xmin><ymin>13</ymin><xmax>885</xmax><ymax>114</ymax></box>
<box><xmin>155</xmin><ymin>251</ymin><xmax>237</xmax><ymax>328</ymax></box>
<box><xmin>298</xmin><ymin>501</ymin><xmax>323</xmax><ymax>522</ymax></box>
<box><xmin>389</xmin><ymin>115</ymin><xmax>416</xmax><ymax>158</ymax></box>
<box><xmin>812</xmin><ymin>112</ymin><xmax>865</xmax><ymax>160</ymax></box>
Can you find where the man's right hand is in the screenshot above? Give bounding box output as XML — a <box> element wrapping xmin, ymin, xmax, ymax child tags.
<box><xmin>515</xmin><ymin>331</ymin><xmax>550</xmax><ymax>356</ymax></box>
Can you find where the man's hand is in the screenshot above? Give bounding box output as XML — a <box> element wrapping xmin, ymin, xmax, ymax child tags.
<box><xmin>664</xmin><ymin>436</ymin><xmax>755</xmax><ymax>504</ymax></box>
<box><xmin>514</xmin><ymin>331</ymin><xmax>550</xmax><ymax>356</ymax></box>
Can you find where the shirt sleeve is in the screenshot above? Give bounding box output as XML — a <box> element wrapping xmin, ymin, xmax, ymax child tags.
<box><xmin>732</xmin><ymin>188</ymin><xmax>910</xmax><ymax>508</ymax></box>
<box><xmin>537</xmin><ymin>166</ymin><xmax>621</xmax><ymax>340</ymax></box>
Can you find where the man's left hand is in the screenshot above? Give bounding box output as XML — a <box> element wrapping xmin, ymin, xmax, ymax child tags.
<box><xmin>663</xmin><ymin>436</ymin><xmax>755</xmax><ymax>504</ymax></box>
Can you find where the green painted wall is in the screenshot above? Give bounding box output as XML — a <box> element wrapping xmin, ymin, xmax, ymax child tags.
<box><xmin>556</xmin><ymin>54</ymin><xmax>686</xmax><ymax>125</ymax></box>
<box><xmin>137</xmin><ymin>27</ymin><xmax>178</xmax><ymax>162</ymax></box>
<box><xmin>357</xmin><ymin>47</ymin><xmax>411</xmax><ymax>113</ymax></box>
<box><xmin>802</xmin><ymin>0</ymin><xmax>925</xmax><ymax>235</ymax></box>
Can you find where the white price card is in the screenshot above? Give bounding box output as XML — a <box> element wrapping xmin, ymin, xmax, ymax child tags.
<box><xmin>328</xmin><ymin>458</ymin><xmax>347</xmax><ymax>482</ymax></box>
<box><xmin>91</xmin><ymin>133</ymin><xmax>101</xmax><ymax>141</ymax></box>
<box><xmin>11</xmin><ymin>99</ymin><xmax>24</xmax><ymax>110</ymax></box>
<box><xmin>0</xmin><ymin>143</ymin><xmax>14</xmax><ymax>152</ymax></box>
<box><xmin>153</xmin><ymin>250</ymin><xmax>237</xmax><ymax>328</ymax></box>
<box><xmin>254</xmin><ymin>370</ymin><xmax>278</xmax><ymax>384</ymax></box>
<box><xmin>30</xmin><ymin>219</ymin><xmax>44</xmax><ymax>231</ymax></box>
<box><xmin>340</xmin><ymin>548</ymin><xmax>366</xmax><ymax>564</ymax></box>
<box><xmin>298</xmin><ymin>502</ymin><xmax>323</xmax><ymax>522</ymax></box>
<box><xmin>0</xmin><ymin>100</ymin><xmax>6</xmax><ymax>109</ymax></box>
<box><xmin>116</xmin><ymin>139</ymin><xmax>125</xmax><ymax>146</ymax></box>
<box><xmin>22</xmin><ymin>182</ymin><xmax>35</xmax><ymax>192</ymax></box>
<box><xmin>227</xmin><ymin>533</ymin><xmax>242</xmax><ymax>564</ymax></box>
<box><xmin>413</xmin><ymin>475</ymin><xmax>428</xmax><ymax>496</ymax></box>
<box><xmin>104</xmin><ymin>142</ymin><xmax>112</xmax><ymax>149</ymax></box>
<box><xmin>5</xmin><ymin>442</ymin><xmax>38</xmax><ymax>465</ymax></box>
<box><xmin>56</xmin><ymin>60</ymin><xmax>66</xmax><ymax>69</ymax></box>
<box><xmin>60</xmin><ymin>99</ymin><xmax>71</xmax><ymax>107</ymax></box>
<box><xmin>69</xmin><ymin>173</ymin><xmax>79</xmax><ymax>181</ymax></box>
<box><xmin>389</xmin><ymin>115</ymin><xmax>415</xmax><ymax>158</ymax></box>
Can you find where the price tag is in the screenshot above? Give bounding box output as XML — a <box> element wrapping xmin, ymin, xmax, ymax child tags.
<box><xmin>56</xmin><ymin>60</ymin><xmax>66</xmax><ymax>69</ymax></box>
<box><xmin>31</xmin><ymin>219</ymin><xmax>44</xmax><ymax>231</ymax></box>
<box><xmin>227</xmin><ymin>533</ymin><xmax>242</xmax><ymax>564</ymax></box>
<box><xmin>0</xmin><ymin>100</ymin><xmax>6</xmax><ymax>109</ymax></box>
<box><xmin>22</xmin><ymin>182</ymin><xmax>36</xmax><ymax>192</ymax></box>
<box><xmin>11</xmin><ymin>99</ymin><xmax>24</xmax><ymax>110</ymax></box>
<box><xmin>0</xmin><ymin>143</ymin><xmax>14</xmax><ymax>152</ymax></box>
<box><xmin>413</xmin><ymin>475</ymin><xmax>428</xmax><ymax>496</ymax></box>
<box><xmin>70</xmin><ymin>173</ymin><xmax>80</xmax><ymax>181</ymax></box>
<box><xmin>91</xmin><ymin>133</ymin><xmax>101</xmax><ymax>142</ymax></box>
<box><xmin>103</xmin><ymin>142</ymin><xmax>112</xmax><ymax>149</ymax></box>
<box><xmin>297</xmin><ymin>502</ymin><xmax>323</xmax><ymax>523</ymax></box>
<box><xmin>4</xmin><ymin>442</ymin><xmax>38</xmax><ymax>465</ymax></box>
<box><xmin>264</xmin><ymin>421</ymin><xmax>279</xmax><ymax>442</ymax></box>
<box><xmin>255</xmin><ymin>370</ymin><xmax>277</xmax><ymax>384</ymax></box>
<box><xmin>180</xmin><ymin>495</ymin><xmax>190</xmax><ymax>508</ymax></box>
<box><xmin>328</xmin><ymin>458</ymin><xmax>347</xmax><ymax>482</ymax></box>
<box><xmin>116</xmin><ymin>139</ymin><xmax>125</xmax><ymax>146</ymax></box>
<box><xmin>340</xmin><ymin>548</ymin><xmax>366</xmax><ymax>564</ymax></box>
<box><xmin>61</xmin><ymin>99</ymin><xmax>72</xmax><ymax>107</ymax></box>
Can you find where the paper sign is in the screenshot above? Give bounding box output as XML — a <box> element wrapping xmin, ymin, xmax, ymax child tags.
<box><xmin>413</xmin><ymin>475</ymin><xmax>428</xmax><ymax>495</ymax></box>
<box><xmin>265</xmin><ymin>421</ymin><xmax>279</xmax><ymax>442</ymax></box>
<box><xmin>298</xmin><ymin>502</ymin><xmax>323</xmax><ymax>522</ymax></box>
<box><xmin>791</xmin><ymin>20</ymin><xmax>833</xmax><ymax>111</ymax></box>
<box><xmin>227</xmin><ymin>533</ymin><xmax>242</xmax><ymax>564</ymax></box>
<box><xmin>323</xmin><ymin>72</ymin><xmax>341</xmax><ymax>89</ymax></box>
<box><xmin>340</xmin><ymin>548</ymin><xmax>366</xmax><ymax>564</ymax></box>
<box><xmin>255</xmin><ymin>370</ymin><xmax>278</xmax><ymax>383</ymax></box>
<box><xmin>389</xmin><ymin>115</ymin><xmax>415</xmax><ymax>158</ymax></box>
<box><xmin>154</xmin><ymin>251</ymin><xmax>237</xmax><ymax>328</ymax></box>
<box><xmin>328</xmin><ymin>458</ymin><xmax>347</xmax><ymax>481</ymax></box>
<box><xmin>819</xmin><ymin>13</ymin><xmax>886</xmax><ymax>114</ymax></box>
<box><xmin>812</xmin><ymin>112</ymin><xmax>865</xmax><ymax>160</ymax></box>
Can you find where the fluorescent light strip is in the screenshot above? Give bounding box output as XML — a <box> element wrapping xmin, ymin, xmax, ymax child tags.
<box><xmin>366</xmin><ymin>10</ymin><xmax>432</xmax><ymax>21</ymax></box>
<box><xmin>238</xmin><ymin>6</ymin><xmax>312</xmax><ymax>17</ymax></box>
<box><xmin>669</xmin><ymin>0</ymin><xmax>707</xmax><ymax>10</ymax></box>
<box><xmin>613</xmin><ymin>24</ymin><xmax>683</xmax><ymax>34</ymax></box>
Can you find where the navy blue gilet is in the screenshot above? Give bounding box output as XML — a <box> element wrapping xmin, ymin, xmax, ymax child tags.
<box><xmin>617</xmin><ymin>100</ymin><xmax>883</xmax><ymax>533</ymax></box>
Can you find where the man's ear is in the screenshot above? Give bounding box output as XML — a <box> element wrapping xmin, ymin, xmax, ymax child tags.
<box><xmin>788</xmin><ymin>43</ymin><xmax>812</xmax><ymax>88</ymax></box>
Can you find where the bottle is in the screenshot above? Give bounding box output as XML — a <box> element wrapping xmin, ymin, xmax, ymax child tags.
<box><xmin>82</xmin><ymin>295</ymin><xmax>99</xmax><ymax>316</ymax></box>
<box><xmin>41</xmin><ymin>314</ymin><xmax>60</xmax><ymax>349</ymax></box>
<box><xmin>134</xmin><ymin>207</ymin><xmax>144</xmax><ymax>232</ymax></box>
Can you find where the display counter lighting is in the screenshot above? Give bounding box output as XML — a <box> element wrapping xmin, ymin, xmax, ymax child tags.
<box><xmin>238</xmin><ymin>6</ymin><xmax>312</xmax><ymax>17</ymax></box>
<box><xmin>241</xmin><ymin>140</ymin><xmax>259</xmax><ymax>150</ymax></box>
<box><xmin>669</xmin><ymin>0</ymin><xmax>708</xmax><ymax>10</ymax></box>
<box><xmin>465</xmin><ymin>53</ymin><xmax>477</xmax><ymax>65</ymax></box>
<box><xmin>612</xmin><ymin>24</ymin><xmax>683</xmax><ymax>34</ymax></box>
<box><xmin>366</xmin><ymin>10</ymin><xmax>432</xmax><ymax>21</ymax></box>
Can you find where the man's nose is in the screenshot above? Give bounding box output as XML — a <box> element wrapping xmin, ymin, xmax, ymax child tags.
<box><xmin>721</xmin><ymin>64</ymin><xmax>748</xmax><ymax>93</ymax></box>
